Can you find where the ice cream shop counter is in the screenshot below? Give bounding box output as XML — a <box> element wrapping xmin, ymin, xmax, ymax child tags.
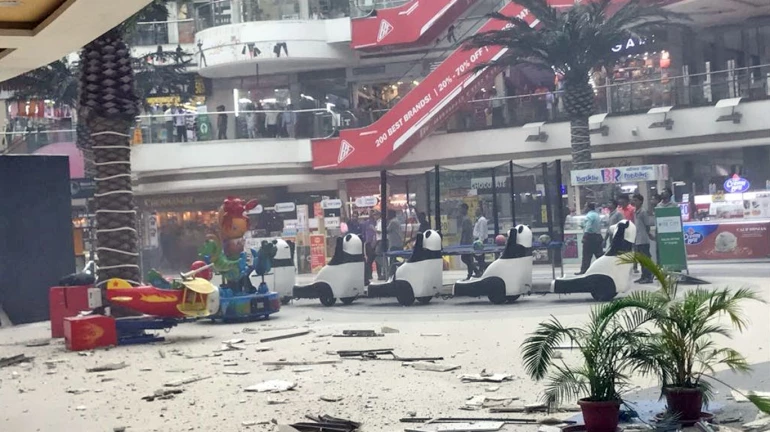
<box><xmin>683</xmin><ymin>219</ymin><xmax>770</xmax><ymax>261</ymax></box>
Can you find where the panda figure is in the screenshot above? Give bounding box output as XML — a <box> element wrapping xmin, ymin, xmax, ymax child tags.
<box><xmin>551</xmin><ymin>219</ymin><xmax>636</xmax><ymax>301</ymax></box>
<box><xmin>453</xmin><ymin>225</ymin><xmax>533</xmax><ymax>304</ymax></box>
<box><xmin>367</xmin><ymin>229</ymin><xmax>443</xmax><ymax>306</ymax></box>
<box><xmin>292</xmin><ymin>234</ymin><xmax>364</xmax><ymax>306</ymax></box>
<box><xmin>251</xmin><ymin>239</ymin><xmax>295</xmax><ymax>305</ymax></box>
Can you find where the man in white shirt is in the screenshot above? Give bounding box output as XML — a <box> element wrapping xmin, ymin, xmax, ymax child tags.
<box><xmin>173</xmin><ymin>106</ymin><xmax>187</xmax><ymax>142</ymax></box>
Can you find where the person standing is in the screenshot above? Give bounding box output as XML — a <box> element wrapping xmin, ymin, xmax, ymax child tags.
<box><xmin>363</xmin><ymin>212</ymin><xmax>379</xmax><ymax>284</ymax></box>
<box><xmin>605</xmin><ymin>199</ymin><xmax>623</xmax><ymax>247</ymax></box>
<box><xmin>578</xmin><ymin>202</ymin><xmax>603</xmax><ymax>275</ymax></box>
<box><xmin>265</xmin><ymin>107</ymin><xmax>279</xmax><ymax>137</ymax></box>
<box><xmin>657</xmin><ymin>187</ymin><xmax>678</xmax><ymax>208</ymax></box>
<box><xmin>386</xmin><ymin>210</ymin><xmax>403</xmax><ymax>276</ymax></box>
<box><xmin>459</xmin><ymin>203</ymin><xmax>477</xmax><ymax>280</ymax></box>
<box><xmin>417</xmin><ymin>212</ymin><xmax>430</xmax><ymax>234</ymax></box>
<box><xmin>174</xmin><ymin>106</ymin><xmax>188</xmax><ymax>142</ymax></box>
<box><xmin>347</xmin><ymin>211</ymin><xmax>361</xmax><ymax>236</ymax></box>
<box><xmin>216</xmin><ymin>105</ymin><xmax>228</xmax><ymax>140</ymax></box>
<box><xmin>473</xmin><ymin>207</ymin><xmax>489</xmax><ymax>273</ymax></box>
<box><xmin>281</xmin><ymin>106</ymin><xmax>296</xmax><ymax>138</ymax></box>
<box><xmin>246</xmin><ymin>103</ymin><xmax>258</xmax><ymax>139</ymax></box>
<box><xmin>617</xmin><ymin>194</ymin><xmax>635</xmax><ymax>222</ymax></box>
<box><xmin>632</xmin><ymin>193</ymin><xmax>655</xmax><ymax>284</ymax></box>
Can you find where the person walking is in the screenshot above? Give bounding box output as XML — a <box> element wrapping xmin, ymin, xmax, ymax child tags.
<box><xmin>657</xmin><ymin>187</ymin><xmax>678</xmax><ymax>208</ymax></box>
<box><xmin>458</xmin><ymin>203</ymin><xmax>477</xmax><ymax>280</ymax></box>
<box><xmin>577</xmin><ymin>202</ymin><xmax>603</xmax><ymax>275</ymax></box>
<box><xmin>473</xmin><ymin>207</ymin><xmax>489</xmax><ymax>273</ymax></box>
<box><xmin>632</xmin><ymin>193</ymin><xmax>655</xmax><ymax>284</ymax></box>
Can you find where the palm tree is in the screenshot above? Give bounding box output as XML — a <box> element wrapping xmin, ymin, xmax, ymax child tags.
<box><xmin>464</xmin><ymin>0</ymin><xmax>685</xmax><ymax>171</ymax></box>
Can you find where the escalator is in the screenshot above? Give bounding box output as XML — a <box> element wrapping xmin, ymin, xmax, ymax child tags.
<box><xmin>313</xmin><ymin>0</ymin><xmax>577</xmax><ymax>170</ymax></box>
<box><xmin>350</xmin><ymin>0</ymin><xmax>481</xmax><ymax>50</ymax></box>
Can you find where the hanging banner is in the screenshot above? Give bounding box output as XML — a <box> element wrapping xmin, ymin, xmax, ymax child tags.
<box><xmin>310</xmin><ymin>234</ymin><xmax>326</xmax><ymax>273</ymax></box>
<box><xmin>655</xmin><ymin>206</ymin><xmax>688</xmax><ymax>272</ymax></box>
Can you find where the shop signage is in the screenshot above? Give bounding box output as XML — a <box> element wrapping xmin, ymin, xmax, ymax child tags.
<box><xmin>470</xmin><ymin>177</ymin><xmax>507</xmax><ymax>191</ymax></box>
<box><xmin>248</xmin><ymin>204</ymin><xmax>264</xmax><ymax>215</ymax></box>
<box><xmin>321</xmin><ymin>199</ymin><xmax>342</xmax><ymax>210</ymax></box>
<box><xmin>683</xmin><ymin>221</ymin><xmax>770</xmax><ymax>261</ymax></box>
<box><xmin>310</xmin><ymin>234</ymin><xmax>326</xmax><ymax>273</ymax></box>
<box><xmin>70</xmin><ymin>178</ymin><xmax>96</xmax><ymax>199</ymax></box>
<box><xmin>655</xmin><ymin>207</ymin><xmax>688</xmax><ymax>272</ymax></box>
<box><xmin>570</xmin><ymin>165</ymin><xmax>668</xmax><ymax>186</ymax></box>
<box><xmin>354</xmin><ymin>196</ymin><xmax>379</xmax><ymax>208</ymax></box>
<box><xmin>274</xmin><ymin>202</ymin><xmax>296</xmax><ymax>213</ymax></box>
<box><xmin>611</xmin><ymin>37</ymin><xmax>647</xmax><ymax>53</ymax></box>
<box><xmin>312</xmin><ymin>1</ymin><xmax>570</xmax><ymax>170</ymax></box>
<box><xmin>324</xmin><ymin>217</ymin><xmax>341</xmax><ymax>229</ymax></box>
<box><xmin>144</xmin><ymin>212</ymin><xmax>159</xmax><ymax>249</ymax></box>
<box><xmin>723</xmin><ymin>174</ymin><xmax>750</xmax><ymax>193</ymax></box>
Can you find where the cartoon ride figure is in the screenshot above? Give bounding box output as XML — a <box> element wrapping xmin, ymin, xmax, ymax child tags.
<box><xmin>367</xmin><ymin>230</ymin><xmax>443</xmax><ymax>306</ymax></box>
<box><xmin>453</xmin><ymin>225</ymin><xmax>534</xmax><ymax>304</ymax></box>
<box><xmin>250</xmin><ymin>238</ymin><xmax>296</xmax><ymax>305</ymax></box>
<box><xmin>293</xmin><ymin>234</ymin><xmax>365</xmax><ymax>306</ymax></box>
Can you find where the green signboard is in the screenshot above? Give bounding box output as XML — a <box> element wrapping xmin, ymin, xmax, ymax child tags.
<box><xmin>197</xmin><ymin>113</ymin><xmax>212</xmax><ymax>141</ymax></box>
<box><xmin>655</xmin><ymin>206</ymin><xmax>688</xmax><ymax>272</ymax></box>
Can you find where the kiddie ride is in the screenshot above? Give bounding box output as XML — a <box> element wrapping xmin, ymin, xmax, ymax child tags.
<box><xmin>452</xmin><ymin>220</ymin><xmax>638</xmax><ymax>304</ymax></box>
<box><xmin>52</xmin><ymin>197</ymin><xmax>283</xmax><ymax>351</ymax></box>
<box><xmin>367</xmin><ymin>229</ymin><xmax>444</xmax><ymax>306</ymax></box>
<box><xmin>293</xmin><ymin>234</ymin><xmax>366</xmax><ymax>306</ymax></box>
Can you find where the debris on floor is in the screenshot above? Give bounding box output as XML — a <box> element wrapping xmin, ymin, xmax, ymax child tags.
<box><xmin>222</xmin><ymin>370</ymin><xmax>250</xmax><ymax>375</ymax></box>
<box><xmin>337</xmin><ymin>349</ymin><xmax>443</xmax><ymax>362</ymax></box>
<box><xmin>164</xmin><ymin>375</ymin><xmax>211</xmax><ymax>387</ymax></box>
<box><xmin>24</xmin><ymin>339</ymin><xmax>50</xmax><ymax>347</ymax></box>
<box><xmin>142</xmin><ymin>388</ymin><xmax>184</xmax><ymax>402</ymax></box>
<box><xmin>381</xmin><ymin>326</ymin><xmax>400</xmax><ymax>334</ymax></box>
<box><xmin>260</xmin><ymin>330</ymin><xmax>312</xmax><ymax>343</ymax></box>
<box><xmin>410</xmin><ymin>361</ymin><xmax>461</xmax><ymax>372</ymax></box>
<box><xmin>334</xmin><ymin>330</ymin><xmax>384</xmax><ymax>338</ymax></box>
<box><xmin>263</xmin><ymin>360</ymin><xmax>341</xmax><ymax>366</ymax></box>
<box><xmin>245</xmin><ymin>380</ymin><xmax>297</xmax><ymax>393</ymax></box>
<box><xmin>288</xmin><ymin>414</ymin><xmax>360</xmax><ymax>432</ymax></box>
<box><xmin>267</xmin><ymin>397</ymin><xmax>288</xmax><ymax>405</ymax></box>
<box><xmin>0</xmin><ymin>354</ymin><xmax>34</xmax><ymax>368</ymax></box>
<box><xmin>420</xmin><ymin>333</ymin><xmax>443</xmax><ymax>337</ymax></box>
<box><xmin>242</xmin><ymin>420</ymin><xmax>270</xmax><ymax>427</ymax></box>
<box><xmin>86</xmin><ymin>362</ymin><xmax>127</xmax><ymax>373</ymax></box>
<box><xmin>405</xmin><ymin>421</ymin><xmax>504</xmax><ymax>432</ymax></box>
<box><xmin>459</xmin><ymin>371</ymin><xmax>513</xmax><ymax>383</ymax></box>
<box><xmin>320</xmin><ymin>395</ymin><xmax>344</xmax><ymax>402</ymax></box>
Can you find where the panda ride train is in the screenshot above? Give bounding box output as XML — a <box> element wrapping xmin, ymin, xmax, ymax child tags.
<box><xmin>367</xmin><ymin>229</ymin><xmax>443</xmax><ymax>306</ymax></box>
<box><xmin>292</xmin><ymin>234</ymin><xmax>365</xmax><ymax>306</ymax></box>
<box><xmin>251</xmin><ymin>239</ymin><xmax>295</xmax><ymax>305</ymax></box>
<box><xmin>453</xmin><ymin>225</ymin><xmax>533</xmax><ymax>304</ymax></box>
<box><xmin>551</xmin><ymin>219</ymin><xmax>636</xmax><ymax>301</ymax></box>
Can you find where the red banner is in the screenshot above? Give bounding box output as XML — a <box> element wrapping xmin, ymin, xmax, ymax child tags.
<box><xmin>684</xmin><ymin>221</ymin><xmax>770</xmax><ymax>261</ymax></box>
<box><xmin>312</xmin><ymin>0</ymin><xmax>577</xmax><ymax>170</ymax></box>
<box><xmin>351</xmin><ymin>0</ymin><xmax>478</xmax><ymax>50</ymax></box>
<box><xmin>310</xmin><ymin>234</ymin><xmax>327</xmax><ymax>272</ymax></box>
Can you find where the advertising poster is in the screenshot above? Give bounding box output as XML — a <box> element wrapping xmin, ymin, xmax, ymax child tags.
<box><xmin>310</xmin><ymin>234</ymin><xmax>326</xmax><ymax>273</ymax></box>
<box><xmin>683</xmin><ymin>221</ymin><xmax>770</xmax><ymax>261</ymax></box>
<box><xmin>655</xmin><ymin>207</ymin><xmax>688</xmax><ymax>272</ymax></box>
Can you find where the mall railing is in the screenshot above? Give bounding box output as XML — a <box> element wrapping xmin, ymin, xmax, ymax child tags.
<box><xmin>349</xmin><ymin>63</ymin><xmax>770</xmax><ymax>133</ymax></box>
<box><xmin>133</xmin><ymin>108</ymin><xmax>340</xmax><ymax>144</ymax></box>
<box><xmin>349</xmin><ymin>0</ymin><xmax>410</xmax><ymax>18</ymax></box>
<box><xmin>128</xmin><ymin>19</ymin><xmax>196</xmax><ymax>46</ymax></box>
<box><xmin>195</xmin><ymin>0</ymin><xmax>351</xmax><ymax>31</ymax></box>
<box><xmin>1</xmin><ymin>129</ymin><xmax>77</xmax><ymax>155</ymax></box>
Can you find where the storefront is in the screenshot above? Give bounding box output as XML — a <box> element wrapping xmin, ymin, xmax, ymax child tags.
<box><xmin>684</xmin><ymin>174</ymin><xmax>770</xmax><ymax>261</ymax></box>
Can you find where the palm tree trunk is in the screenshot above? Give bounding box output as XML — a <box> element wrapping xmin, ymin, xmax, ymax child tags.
<box><xmin>80</xmin><ymin>29</ymin><xmax>141</xmax><ymax>286</ymax></box>
<box><xmin>570</xmin><ymin>117</ymin><xmax>591</xmax><ymax>171</ymax></box>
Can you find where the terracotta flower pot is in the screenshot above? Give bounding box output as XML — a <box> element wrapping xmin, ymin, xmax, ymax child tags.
<box><xmin>664</xmin><ymin>386</ymin><xmax>703</xmax><ymax>421</ymax></box>
<box><xmin>578</xmin><ymin>398</ymin><xmax>621</xmax><ymax>432</ymax></box>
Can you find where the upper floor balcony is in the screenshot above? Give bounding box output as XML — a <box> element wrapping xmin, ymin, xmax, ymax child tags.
<box><xmin>193</xmin><ymin>0</ymin><xmax>355</xmax><ymax>76</ymax></box>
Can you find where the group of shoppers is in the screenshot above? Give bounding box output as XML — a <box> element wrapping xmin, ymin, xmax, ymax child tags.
<box><xmin>579</xmin><ymin>187</ymin><xmax>677</xmax><ymax>284</ymax></box>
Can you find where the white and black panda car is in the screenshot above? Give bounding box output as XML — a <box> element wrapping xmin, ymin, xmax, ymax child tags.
<box><xmin>250</xmin><ymin>238</ymin><xmax>295</xmax><ymax>305</ymax></box>
<box><xmin>551</xmin><ymin>220</ymin><xmax>636</xmax><ymax>301</ymax></box>
<box><xmin>453</xmin><ymin>225</ymin><xmax>533</xmax><ymax>304</ymax></box>
<box><xmin>367</xmin><ymin>229</ymin><xmax>443</xmax><ymax>306</ymax></box>
<box><xmin>292</xmin><ymin>234</ymin><xmax>365</xmax><ymax>306</ymax></box>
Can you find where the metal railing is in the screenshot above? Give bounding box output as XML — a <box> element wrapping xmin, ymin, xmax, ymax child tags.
<box><xmin>133</xmin><ymin>108</ymin><xmax>341</xmax><ymax>143</ymax></box>
<box><xmin>195</xmin><ymin>0</ymin><xmax>351</xmax><ymax>31</ymax></box>
<box><xmin>128</xmin><ymin>19</ymin><xmax>196</xmax><ymax>46</ymax></box>
<box><xmin>349</xmin><ymin>0</ymin><xmax>410</xmax><ymax>18</ymax></box>
<box><xmin>348</xmin><ymin>63</ymin><xmax>770</xmax><ymax>133</ymax></box>
<box><xmin>1</xmin><ymin>129</ymin><xmax>77</xmax><ymax>154</ymax></box>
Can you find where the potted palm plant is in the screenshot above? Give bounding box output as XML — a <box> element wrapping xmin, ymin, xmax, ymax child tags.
<box><xmin>618</xmin><ymin>253</ymin><xmax>765</xmax><ymax>422</ymax></box>
<box><xmin>521</xmin><ymin>302</ymin><xmax>652</xmax><ymax>432</ymax></box>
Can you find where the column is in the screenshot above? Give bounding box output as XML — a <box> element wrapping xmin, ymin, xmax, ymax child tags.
<box><xmin>299</xmin><ymin>0</ymin><xmax>310</xmax><ymax>20</ymax></box>
<box><xmin>231</xmin><ymin>0</ymin><xmax>242</xmax><ymax>24</ymax></box>
<box><xmin>167</xmin><ymin>1</ymin><xmax>180</xmax><ymax>45</ymax></box>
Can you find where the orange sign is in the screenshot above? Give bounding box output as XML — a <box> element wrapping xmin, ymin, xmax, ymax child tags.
<box><xmin>310</xmin><ymin>234</ymin><xmax>326</xmax><ymax>273</ymax></box>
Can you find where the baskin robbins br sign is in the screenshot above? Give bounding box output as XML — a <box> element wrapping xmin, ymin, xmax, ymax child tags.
<box><xmin>570</xmin><ymin>165</ymin><xmax>669</xmax><ymax>186</ymax></box>
<box><xmin>723</xmin><ymin>174</ymin><xmax>750</xmax><ymax>193</ymax></box>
